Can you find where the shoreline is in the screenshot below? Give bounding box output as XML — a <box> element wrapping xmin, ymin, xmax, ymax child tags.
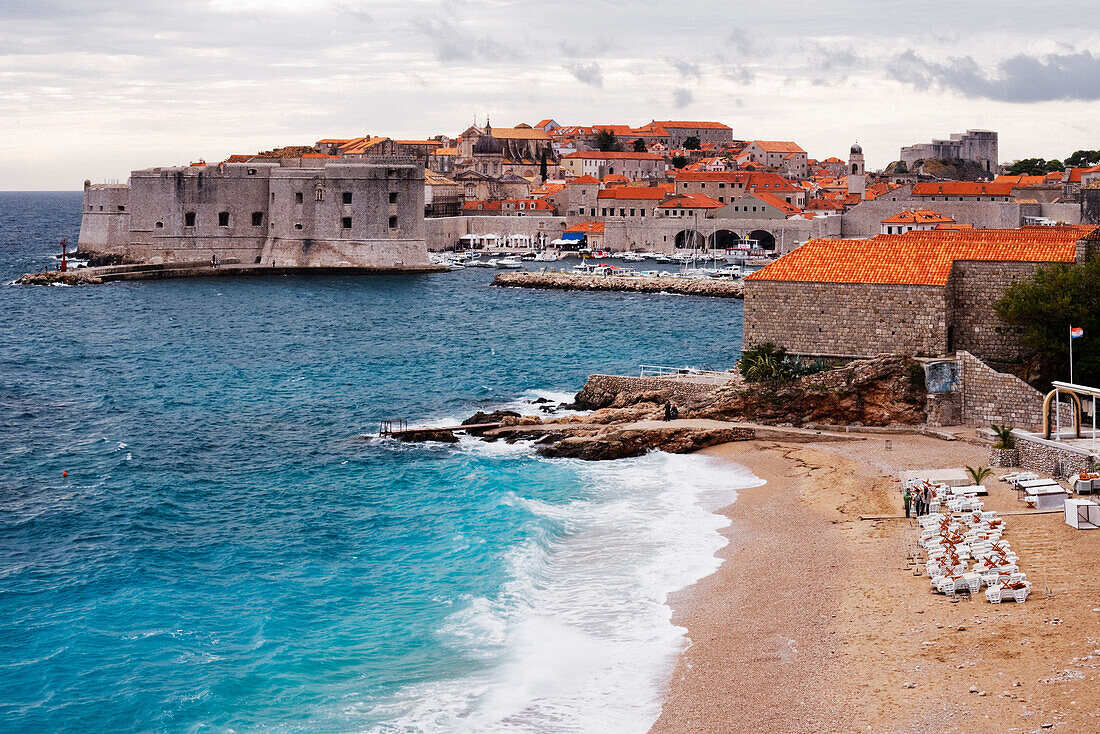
<box><xmin>492</xmin><ymin>271</ymin><xmax>745</xmax><ymax>298</ymax></box>
<box><xmin>652</xmin><ymin>435</ymin><xmax>1100</xmax><ymax>733</ymax></box>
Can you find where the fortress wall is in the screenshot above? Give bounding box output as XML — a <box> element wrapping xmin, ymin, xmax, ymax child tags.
<box><xmin>77</xmin><ymin>184</ymin><xmax>131</xmax><ymax>253</ymax></box>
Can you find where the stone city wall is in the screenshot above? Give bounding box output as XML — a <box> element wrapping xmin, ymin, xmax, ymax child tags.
<box><xmin>840</xmin><ymin>196</ymin><xmax>1036</xmax><ymax>238</ymax></box>
<box><xmin>743</xmin><ymin>280</ymin><xmax>947</xmax><ymax>358</ymax></box>
<box><xmin>948</xmin><ymin>261</ymin><xmax>1038</xmax><ymax>363</ymax></box>
<box><xmin>955</xmin><ymin>351</ymin><xmax>1044</xmax><ymax>430</ymax></box>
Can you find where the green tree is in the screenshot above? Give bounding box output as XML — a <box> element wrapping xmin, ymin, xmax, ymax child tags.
<box><xmin>594</xmin><ymin>129</ymin><xmax>622</xmax><ymax>152</ymax></box>
<box><xmin>632</xmin><ymin>138</ymin><xmax>647</xmax><ymax>152</ymax></box>
<box><xmin>1045</xmin><ymin>158</ymin><xmax>1064</xmax><ymax>172</ymax></box>
<box><xmin>1063</xmin><ymin>149</ymin><xmax>1100</xmax><ymax>168</ymax></box>
<box><xmin>995</xmin><ymin>255</ymin><xmax>1100</xmax><ymax>385</ymax></box>
<box><xmin>671</xmin><ymin>155</ymin><xmax>689</xmax><ymax>169</ymax></box>
<box><xmin>1006</xmin><ymin>158</ymin><xmax>1053</xmax><ymax>176</ymax></box>
<box><xmin>539</xmin><ymin>151</ymin><xmax>548</xmax><ymax>182</ymax></box>
<box><xmin>683</xmin><ymin>136</ymin><xmax>701</xmax><ymax>150</ymax></box>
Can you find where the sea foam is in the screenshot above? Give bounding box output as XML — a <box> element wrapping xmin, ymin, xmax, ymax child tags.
<box><xmin>370</xmin><ymin>451</ymin><xmax>762</xmax><ymax>732</ymax></box>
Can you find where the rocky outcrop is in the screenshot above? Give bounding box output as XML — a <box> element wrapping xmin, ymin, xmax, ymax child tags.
<box><xmin>695</xmin><ymin>355</ymin><xmax>927</xmax><ymax>427</ymax></box>
<box><xmin>537</xmin><ymin>426</ymin><xmax>755</xmax><ymax>461</ymax></box>
<box><xmin>460</xmin><ymin>410</ymin><xmax>542</xmax><ymax>435</ymax></box>
<box><xmin>493</xmin><ymin>272</ymin><xmax>744</xmax><ymax>299</ymax></box>
<box><xmin>395</xmin><ymin>429</ymin><xmax>459</xmax><ymax>443</ymax></box>
<box><xmin>15</xmin><ymin>270</ymin><xmax>103</xmax><ymax>285</ymax></box>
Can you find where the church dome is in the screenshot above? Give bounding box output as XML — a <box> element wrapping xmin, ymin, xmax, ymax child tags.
<box><xmin>850</xmin><ymin>142</ymin><xmax>863</xmax><ymax>155</ymax></box>
<box><xmin>473</xmin><ymin>126</ymin><xmax>502</xmax><ymax>155</ymax></box>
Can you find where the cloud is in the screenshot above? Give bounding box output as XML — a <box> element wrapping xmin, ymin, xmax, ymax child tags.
<box><xmin>673</xmin><ymin>87</ymin><xmax>694</xmax><ymax>109</ymax></box>
<box><xmin>886</xmin><ymin>49</ymin><xmax>1100</xmax><ymax>102</ymax></box>
<box><xmin>666</xmin><ymin>57</ymin><xmax>700</xmax><ymax>78</ymax></box>
<box><xmin>412</xmin><ymin>17</ymin><xmax>519</xmax><ymax>63</ymax></box>
<box><xmin>563</xmin><ymin>61</ymin><xmax>603</xmax><ymax>87</ymax></box>
<box><xmin>723</xmin><ymin>28</ymin><xmax>753</xmax><ymax>54</ymax></box>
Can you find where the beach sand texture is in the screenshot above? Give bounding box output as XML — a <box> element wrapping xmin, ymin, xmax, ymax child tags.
<box><xmin>652</xmin><ymin>434</ymin><xmax>1100</xmax><ymax>734</ymax></box>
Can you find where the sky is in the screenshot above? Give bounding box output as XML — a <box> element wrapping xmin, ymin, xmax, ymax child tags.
<box><xmin>2</xmin><ymin>0</ymin><xmax>1099</xmax><ymax>189</ymax></box>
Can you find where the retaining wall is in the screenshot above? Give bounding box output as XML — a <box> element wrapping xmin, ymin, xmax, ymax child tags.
<box><xmin>580</xmin><ymin>373</ymin><xmax>731</xmax><ymax>405</ymax></box>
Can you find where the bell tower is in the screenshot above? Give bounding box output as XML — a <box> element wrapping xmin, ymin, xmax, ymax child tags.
<box><xmin>848</xmin><ymin>142</ymin><xmax>866</xmax><ymax>199</ymax></box>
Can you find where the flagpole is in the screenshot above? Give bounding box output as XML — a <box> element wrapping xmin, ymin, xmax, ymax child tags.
<box><xmin>1070</xmin><ymin>324</ymin><xmax>1074</xmax><ymax>384</ymax></box>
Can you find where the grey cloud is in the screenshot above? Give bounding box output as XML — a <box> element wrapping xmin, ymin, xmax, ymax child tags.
<box><xmin>886</xmin><ymin>49</ymin><xmax>1100</xmax><ymax>102</ymax></box>
<box><xmin>667</xmin><ymin>58</ymin><xmax>700</xmax><ymax>78</ymax></box>
<box><xmin>412</xmin><ymin>17</ymin><xmax>521</xmax><ymax>63</ymax></box>
<box><xmin>722</xmin><ymin>66</ymin><xmax>755</xmax><ymax>84</ymax></box>
<box><xmin>564</xmin><ymin>61</ymin><xmax>603</xmax><ymax>87</ymax></box>
<box><xmin>673</xmin><ymin>88</ymin><xmax>694</xmax><ymax>109</ymax></box>
<box><xmin>723</xmin><ymin>28</ymin><xmax>753</xmax><ymax>54</ymax></box>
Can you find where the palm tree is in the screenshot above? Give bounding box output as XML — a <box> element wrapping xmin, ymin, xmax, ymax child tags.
<box><xmin>965</xmin><ymin>465</ymin><xmax>992</xmax><ymax>484</ymax></box>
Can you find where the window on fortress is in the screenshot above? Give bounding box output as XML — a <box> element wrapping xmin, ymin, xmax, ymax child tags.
<box><xmin>156</xmin><ymin>221</ymin><xmax>163</xmax><ymax>228</ymax></box>
<box><xmin>251</xmin><ymin>212</ymin><xmax>263</xmax><ymax>226</ymax></box>
<box><xmin>218</xmin><ymin>211</ymin><xmax>230</xmax><ymax>227</ymax></box>
<box><xmin>389</xmin><ymin>192</ymin><xmax>398</xmax><ymax>204</ymax></box>
<box><xmin>388</xmin><ymin>215</ymin><xmax>398</xmax><ymax>229</ymax></box>
<box><xmin>343</xmin><ymin>192</ymin><xmax>352</xmax><ymax>204</ymax></box>
<box><xmin>296</xmin><ymin>192</ymin><xmax>303</xmax><ymax>204</ymax></box>
<box><xmin>185</xmin><ymin>212</ymin><xmax>196</xmax><ymax>227</ymax></box>
<box><xmin>341</xmin><ymin>217</ymin><xmax>352</xmax><ymax>229</ymax></box>
<box><xmin>117</xmin><ymin>205</ymin><xmax>125</xmax><ymax>212</ymax></box>
<box><xmin>294</xmin><ymin>223</ymin><xmax>303</xmax><ymax>230</ymax></box>
<box><xmin>316</xmin><ymin>186</ymin><xmax>324</xmax><ymax>202</ymax></box>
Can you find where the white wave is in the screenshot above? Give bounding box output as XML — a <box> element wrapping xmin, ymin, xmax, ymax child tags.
<box><xmin>369</xmin><ymin>452</ymin><xmax>762</xmax><ymax>733</ymax></box>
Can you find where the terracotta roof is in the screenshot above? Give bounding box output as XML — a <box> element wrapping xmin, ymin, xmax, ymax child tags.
<box><xmin>564</xmin><ymin>221</ymin><xmax>605</xmax><ymax>233</ymax></box>
<box><xmin>395</xmin><ymin>139</ymin><xmax>442</xmax><ymax>147</ymax></box>
<box><xmin>645</xmin><ymin>120</ymin><xmax>732</xmax><ymax>130</ymax></box>
<box><xmin>598</xmin><ymin>186</ymin><xmax>671</xmax><ymax>200</ymax></box>
<box><xmin>750</xmin><ymin>192</ymin><xmax>801</xmax><ymax>214</ymax></box>
<box><xmin>491</xmin><ymin>127</ymin><xmax>551</xmax><ymax>140</ymax></box>
<box><xmin>658</xmin><ymin>193</ymin><xmax>723</xmax><ymax>208</ymax></box>
<box><xmin>751</xmin><ymin>141</ymin><xmax>806</xmax><ymax>154</ymax></box>
<box><xmin>563</xmin><ymin>151</ymin><xmax>665</xmax><ymax>160</ymax></box>
<box><xmin>462</xmin><ymin>200</ymin><xmax>502</xmax><ymax>211</ymax></box>
<box><xmin>881</xmin><ymin>209</ymin><xmax>954</xmax><ymax>224</ymax></box>
<box><xmin>570</xmin><ymin>175</ymin><xmax>601</xmax><ymax>184</ymax></box>
<box><xmin>435</xmin><ymin>147</ymin><xmax>458</xmax><ymax>156</ymax></box>
<box><xmin>745</xmin><ymin>227</ymin><xmax>1098</xmax><ymax>286</ymax></box>
<box><xmin>911</xmin><ymin>182</ymin><xmax>1014</xmax><ymax>197</ymax></box>
<box><xmin>424</xmin><ymin>170</ymin><xmax>457</xmax><ymax>185</ymax></box>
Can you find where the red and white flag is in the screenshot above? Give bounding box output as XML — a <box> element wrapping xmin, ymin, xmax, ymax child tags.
<box><xmin>1070</xmin><ymin>326</ymin><xmax>1084</xmax><ymax>339</ymax></box>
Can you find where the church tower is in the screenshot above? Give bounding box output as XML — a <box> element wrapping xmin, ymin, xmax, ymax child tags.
<box><xmin>848</xmin><ymin>142</ymin><xmax>866</xmax><ymax>199</ymax></box>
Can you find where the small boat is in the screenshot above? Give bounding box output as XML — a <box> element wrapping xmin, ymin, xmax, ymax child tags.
<box><xmin>621</xmin><ymin>252</ymin><xmax>645</xmax><ymax>262</ymax></box>
<box><xmin>534</xmin><ymin>250</ymin><xmax>560</xmax><ymax>262</ymax></box>
<box><xmin>592</xmin><ymin>251</ymin><xmax>612</xmax><ymax>259</ymax></box>
<box><xmin>709</xmin><ymin>265</ymin><xmax>742</xmax><ymax>279</ymax></box>
<box><xmin>654</xmin><ymin>254</ymin><xmax>672</xmax><ymax>263</ymax></box>
<box><xmin>495</xmin><ymin>256</ymin><xmax>524</xmax><ymax>269</ymax></box>
<box><xmin>467</xmin><ymin>257</ymin><xmax>495</xmax><ymax>268</ymax></box>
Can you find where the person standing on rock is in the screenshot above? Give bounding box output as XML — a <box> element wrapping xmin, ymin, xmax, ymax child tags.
<box><xmin>664</xmin><ymin>402</ymin><xmax>672</xmax><ymax>421</ymax></box>
<box><xmin>903</xmin><ymin>487</ymin><xmax>912</xmax><ymax>518</ymax></box>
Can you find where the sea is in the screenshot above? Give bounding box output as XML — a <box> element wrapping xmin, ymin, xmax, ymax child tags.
<box><xmin>0</xmin><ymin>191</ymin><xmax>760</xmax><ymax>733</ymax></box>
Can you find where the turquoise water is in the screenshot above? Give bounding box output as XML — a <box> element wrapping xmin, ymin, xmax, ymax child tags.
<box><xmin>0</xmin><ymin>192</ymin><xmax>756</xmax><ymax>732</ymax></box>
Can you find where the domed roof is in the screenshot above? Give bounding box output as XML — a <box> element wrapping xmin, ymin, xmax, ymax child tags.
<box><xmin>850</xmin><ymin>142</ymin><xmax>863</xmax><ymax>155</ymax></box>
<box><xmin>473</xmin><ymin>123</ymin><xmax>502</xmax><ymax>155</ymax></box>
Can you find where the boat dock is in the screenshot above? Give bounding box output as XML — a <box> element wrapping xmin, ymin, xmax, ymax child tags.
<box><xmin>377</xmin><ymin>420</ymin><xmax>502</xmax><ymax>438</ymax></box>
<box><xmin>15</xmin><ymin>261</ymin><xmax>447</xmax><ymax>285</ymax></box>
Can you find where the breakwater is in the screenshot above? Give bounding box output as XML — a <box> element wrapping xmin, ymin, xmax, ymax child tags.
<box><xmin>492</xmin><ymin>271</ymin><xmax>745</xmax><ymax>298</ymax></box>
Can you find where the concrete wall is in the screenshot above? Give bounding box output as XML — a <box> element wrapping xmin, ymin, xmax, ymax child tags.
<box><xmin>743</xmin><ymin>281</ymin><xmax>947</xmax><ymax>358</ymax></box>
<box><xmin>1017</xmin><ymin>435</ymin><xmax>1094</xmax><ymax>478</ymax></box>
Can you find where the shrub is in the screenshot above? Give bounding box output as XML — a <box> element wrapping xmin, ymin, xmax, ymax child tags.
<box><xmin>965</xmin><ymin>465</ymin><xmax>992</xmax><ymax>484</ymax></box>
<box><xmin>990</xmin><ymin>424</ymin><xmax>1015</xmax><ymax>449</ymax></box>
<box><xmin>737</xmin><ymin>343</ymin><xmax>794</xmax><ymax>383</ymax></box>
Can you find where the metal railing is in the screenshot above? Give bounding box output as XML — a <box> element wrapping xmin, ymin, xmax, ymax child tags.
<box><xmin>639</xmin><ymin>365</ymin><xmax>737</xmax><ymax>379</ymax></box>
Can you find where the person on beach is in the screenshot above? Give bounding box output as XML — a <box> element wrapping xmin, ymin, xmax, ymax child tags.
<box><xmin>914</xmin><ymin>486</ymin><xmax>925</xmax><ymax>516</ymax></box>
<box><xmin>921</xmin><ymin>485</ymin><xmax>932</xmax><ymax>515</ymax></box>
<box><xmin>211</xmin><ymin>253</ymin><xmax>218</xmax><ymax>269</ymax></box>
<box><xmin>903</xmin><ymin>487</ymin><xmax>912</xmax><ymax>518</ymax></box>
<box><xmin>664</xmin><ymin>402</ymin><xmax>672</xmax><ymax>421</ymax></box>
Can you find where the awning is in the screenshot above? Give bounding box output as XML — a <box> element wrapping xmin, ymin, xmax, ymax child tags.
<box><xmin>560</xmin><ymin>232</ymin><xmax>584</xmax><ymax>242</ymax></box>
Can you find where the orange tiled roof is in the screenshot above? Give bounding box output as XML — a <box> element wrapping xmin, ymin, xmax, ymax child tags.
<box><xmin>563</xmin><ymin>151</ymin><xmax>664</xmax><ymax>160</ymax></box>
<box><xmin>745</xmin><ymin>227</ymin><xmax>1098</xmax><ymax>286</ymax></box>
<box><xmin>911</xmin><ymin>181</ymin><xmax>1014</xmax><ymax>197</ymax></box>
<box><xmin>570</xmin><ymin>174</ymin><xmax>601</xmax><ymax>184</ymax></box>
<box><xmin>564</xmin><ymin>221</ymin><xmax>605</xmax><ymax>233</ymax></box>
<box><xmin>598</xmin><ymin>186</ymin><xmax>671</xmax><ymax>200</ymax></box>
<box><xmin>645</xmin><ymin>120</ymin><xmax>732</xmax><ymax>130</ymax></box>
<box><xmin>881</xmin><ymin>209</ymin><xmax>954</xmax><ymax>224</ymax></box>
<box><xmin>751</xmin><ymin>191</ymin><xmax>801</xmax><ymax>214</ymax></box>
<box><xmin>752</xmin><ymin>141</ymin><xmax>806</xmax><ymax>154</ymax></box>
<box><xmin>658</xmin><ymin>193</ymin><xmax>723</xmax><ymax>208</ymax></box>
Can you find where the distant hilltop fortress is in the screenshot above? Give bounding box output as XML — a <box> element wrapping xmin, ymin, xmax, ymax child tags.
<box><xmin>78</xmin><ymin>156</ymin><xmax>433</xmax><ymax>270</ymax></box>
<box><xmin>900</xmin><ymin>129</ymin><xmax>999</xmax><ymax>174</ymax></box>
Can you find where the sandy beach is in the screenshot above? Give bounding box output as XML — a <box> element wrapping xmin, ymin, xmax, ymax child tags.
<box><xmin>652</xmin><ymin>433</ymin><xmax>1100</xmax><ymax>734</ymax></box>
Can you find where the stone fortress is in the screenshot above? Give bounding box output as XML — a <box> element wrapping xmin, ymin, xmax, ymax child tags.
<box><xmin>78</xmin><ymin>157</ymin><xmax>434</xmax><ymax>270</ymax></box>
<box><xmin>900</xmin><ymin>129</ymin><xmax>999</xmax><ymax>174</ymax></box>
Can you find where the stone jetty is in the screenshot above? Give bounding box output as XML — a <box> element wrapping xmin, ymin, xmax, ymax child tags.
<box><xmin>492</xmin><ymin>271</ymin><xmax>744</xmax><ymax>298</ymax></box>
